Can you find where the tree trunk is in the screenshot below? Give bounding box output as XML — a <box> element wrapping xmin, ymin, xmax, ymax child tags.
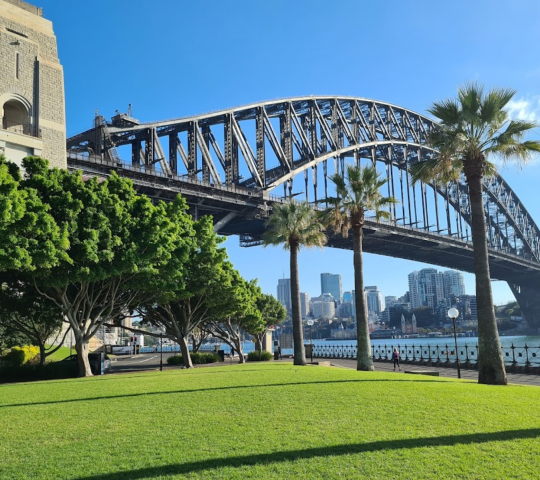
<box><xmin>179</xmin><ymin>335</ymin><xmax>193</xmax><ymax>368</ymax></box>
<box><xmin>353</xmin><ymin>225</ymin><xmax>374</xmax><ymax>371</ymax></box>
<box><xmin>39</xmin><ymin>343</ymin><xmax>46</xmax><ymax>367</ymax></box>
<box><xmin>75</xmin><ymin>339</ymin><xmax>93</xmax><ymax>377</ymax></box>
<box><xmin>290</xmin><ymin>243</ymin><xmax>306</xmax><ymax>365</ymax></box>
<box><xmin>465</xmin><ymin>165</ymin><xmax>507</xmax><ymax>385</ymax></box>
<box><xmin>233</xmin><ymin>338</ymin><xmax>245</xmax><ymax>364</ymax></box>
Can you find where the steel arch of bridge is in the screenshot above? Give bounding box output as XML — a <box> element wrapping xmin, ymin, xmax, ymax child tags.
<box><xmin>66</xmin><ymin>96</ymin><xmax>540</xmax><ymax>325</ymax></box>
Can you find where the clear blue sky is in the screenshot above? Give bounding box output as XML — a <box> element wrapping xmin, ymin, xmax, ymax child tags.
<box><xmin>38</xmin><ymin>0</ymin><xmax>540</xmax><ymax>304</ymax></box>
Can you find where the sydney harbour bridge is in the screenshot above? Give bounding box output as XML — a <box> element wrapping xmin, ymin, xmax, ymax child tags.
<box><xmin>65</xmin><ymin>96</ymin><xmax>540</xmax><ymax>327</ymax></box>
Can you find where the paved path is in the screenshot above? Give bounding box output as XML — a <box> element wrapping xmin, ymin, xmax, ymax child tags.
<box><xmin>326</xmin><ymin>358</ymin><xmax>540</xmax><ymax>387</ymax></box>
<box><xmin>110</xmin><ymin>353</ymin><xmax>540</xmax><ymax>386</ymax></box>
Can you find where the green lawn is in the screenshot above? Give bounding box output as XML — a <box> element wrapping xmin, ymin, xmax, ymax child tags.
<box><xmin>1</xmin><ymin>364</ymin><xmax>540</xmax><ymax>479</ymax></box>
<box><xmin>44</xmin><ymin>344</ymin><xmax>72</xmax><ymax>361</ymax></box>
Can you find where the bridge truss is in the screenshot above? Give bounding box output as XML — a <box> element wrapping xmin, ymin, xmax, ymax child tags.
<box><xmin>66</xmin><ymin>96</ymin><xmax>540</xmax><ymax>326</ymax></box>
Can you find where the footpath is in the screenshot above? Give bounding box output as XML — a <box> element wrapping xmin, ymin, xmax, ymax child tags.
<box><xmin>324</xmin><ymin>358</ymin><xmax>540</xmax><ymax>387</ymax></box>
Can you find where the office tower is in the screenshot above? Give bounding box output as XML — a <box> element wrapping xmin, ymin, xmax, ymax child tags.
<box><xmin>444</xmin><ymin>270</ymin><xmax>466</xmax><ymax>298</ymax></box>
<box><xmin>364</xmin><ymin>286</ymin><xmax>382</xmax><ymax>314</ymax></box>
<box><xmin>310</xmin><ymin>293</ymin><xmax>336</xmax><ymax>319</ymax></box>
<box><xmin>408</xmin><ymin>268</ymin><xmax>445</xmax><ymax>311</ymax></box>
<box><xmin>384</xmin><ymin>296</ymin><xmax>398</xmax><ymax>310</ymax></box>
<box><xmin>408</xmin><ymin>271</ymin><xmax>420</xmax><ymax>309</ymax></box>
<box><xmin>300</xmin><ymin>292</ymin><xmax>310</xmax><ymax>319</ymax></box>
<box><xmin>277</xmin><ymin>278</ymin><xmax>291</xmax><ymax>312</ymax></box>
<box><xmin>320</xmin><ymin>273</ymin><xmax>342</xmax><ymax>304</ymax></box>
<box><xmin>343</xmin><ymin>291</ymin><xmax>353</xmax><ymax>303</ymax></box>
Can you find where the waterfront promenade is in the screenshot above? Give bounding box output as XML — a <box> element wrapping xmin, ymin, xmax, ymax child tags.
<box><xmin>329</xmin><ymin>358</ymin><xmax>540</xmax><ymax>387</ymax></box>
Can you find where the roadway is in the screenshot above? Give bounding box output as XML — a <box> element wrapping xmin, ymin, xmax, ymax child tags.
<box><xmin>110</xmin><ymin>352</ymin><xmax>239</xmax><ymax>373</ymax></box>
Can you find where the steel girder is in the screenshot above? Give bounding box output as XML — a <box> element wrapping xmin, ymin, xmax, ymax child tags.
<box><xmin>66</xmin><ymin>97</ymin><xmax>540</xmax><ymax>324</ymax></box>
<box><xmin>66</xmin><ymin>96</ymin><xmax>540</xmax><ymax>266</ymax></box>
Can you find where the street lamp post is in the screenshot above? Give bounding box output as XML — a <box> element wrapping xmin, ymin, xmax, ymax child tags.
<box><xmin>160</xmin><ymin>332</ymin><xmax>163</xmax><ymax>372</ymax></box>
<box><xmin>307</xmin><ymin>319</ymin><xmax>314</xmax><ymax>363</ymax></box>
<box><xmin>448</xmin><ymin>308</ymin><xmax>461</xmax><ymax>379</ymax></box>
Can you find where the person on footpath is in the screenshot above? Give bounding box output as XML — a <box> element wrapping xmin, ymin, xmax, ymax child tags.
<box><xmin>392</xmin><ymin>348</ymin><xmax>401</xmax><ymax>371</ymax></box>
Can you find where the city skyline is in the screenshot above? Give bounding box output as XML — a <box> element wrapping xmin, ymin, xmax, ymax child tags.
<box><xmin>35</xmin><ymin>0</ymin><xmax>540</xmax><ymax>307</ymax></box>
<box><xmin>276</xmin><ymin>268</ymin><xmax>471</xmax><ymax>313</ymax></box>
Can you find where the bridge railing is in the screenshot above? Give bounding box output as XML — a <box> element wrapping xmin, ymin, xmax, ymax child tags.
<box><xmin>312</xmin><ymin>343</ymin><xmax>540</xmax><ymax>368</ymax></box>
<box><xmin>67</xmin><ymin>151</ymin><xmax>285</xmax><ymax>202</ymax></box>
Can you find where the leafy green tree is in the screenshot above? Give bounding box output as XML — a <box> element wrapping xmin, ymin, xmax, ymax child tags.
<box><xmin>249</xmin><ymin>293</ymin><xmax>287</xmax><ymax>354</ymax></box>
<box><xmin>412</xmin><ymin>307</ymin><xmax>435</xmax><ymax>328</ymax></box>
<box><xmin>0</xmin><ymin>321</ymin><xmax>25</xmax><ymax>356</ymax></box>
<box><xmin>410</xmin><ymin>84</ymin><xmax>540</xmax><ymax>385</ymax></box>
<box><xmin>204</xmin><ymin>276</ymin><xmax>264</xmax><ymax>364</ymax></box>
<box><xmin>263</xmin><ymin>202</ymin><xmax>327</xmax><ymax>366</ymax></box>
<box><xmin>320</xmin><ymin>164</ymin><xmax>396</xmax><ymax>371</ymax></box>
<box><xmin>0</xmin><ymin>155</ymin><xmax>68</xmax><ymax>271</ymax></box>
<box><xmin>190</xmin><ymin>328</ymin><xmax>211</xmax><ymax>353</ymax></box>
<box><xmin>18</xmin><ymin>157</ymin><xmax>195</xmax><ymax>377</ymax></box>
<box><xmin>0</xmin><ymin>278</ymin><xmax>68</xmax><ymax>365</ymax></box>
<box><xmin>138</xmin><ymin>217</ymin><xmax>230</xmax><ymax>369</ymax></box>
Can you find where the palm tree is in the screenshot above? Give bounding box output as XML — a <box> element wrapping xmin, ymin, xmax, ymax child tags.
<box><xmin>263</xmin><ymin>201</ymin><xmax>327</xmax><ymax>365</ymax></box>
<box><xmin>410</xmin><ymin>83</ymin><xmax>540</xmax><ymax>385</ymax></box>
<box><xmin>320</xmin><ymin>164</ymin><xmax>396</xmax><ymax>371</ymax></box>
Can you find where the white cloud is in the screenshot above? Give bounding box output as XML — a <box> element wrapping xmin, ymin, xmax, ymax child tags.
<box><xmin>506</xmin><ymin>97</ymin><xmax>540</xmax><ymax>122</ymax></box>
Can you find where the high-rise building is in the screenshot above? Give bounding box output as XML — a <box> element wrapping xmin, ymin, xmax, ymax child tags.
<box><xmin>343</xmin><ymin>291</ymin><xmax>353</xmax><ymax>303</ymax></box>
<box><xmin>408</xmin><ymin>268</ymin><xmax>445</xmax><ymax>311</ymax></box>
<box><xmin>277</xmin><ymin>278</ymin><xmax>291</xmax><ymax>312</ymax></box>
<box><xmin>384</xmin><ymin>296</ymin><xmax>398</xmax><ymax>310</ymax></box>
<box><xmin>364</xmin><ymin>286</ymin><xmax>382</xmax><ymax>314</ymax></box>
<box><xmin>408</xmin><ymin>271</ymin><xmax>420</xmax><ymax>309</ymax></box>
<box><xmin>321</xmin><ymin>273</ymin><xmax>342</xmax><ymax>304</ymax></box>
<box><xmin>444</xmin><ymin>270</ymin><xmax>466</xmax><ymax>298</ymax></box>
<box><xmin>300</xmin><ymin>292</ymin><xmax>310</xmax><ymax>319</ymax></box>
<box><xmin>310</xmin><ymin>293</ymin><xmax>336</xmax><ymax>319</ymax></box>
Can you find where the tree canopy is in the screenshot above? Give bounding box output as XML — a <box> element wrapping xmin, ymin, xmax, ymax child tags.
<box><xmin>3</xmin><ymin>157</ymin><xmax>196</xmax><ymax>376</ymax></box>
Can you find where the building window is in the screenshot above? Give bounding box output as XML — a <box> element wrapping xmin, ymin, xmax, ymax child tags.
<box><xmin>15</xmin><ymin>52</ymin><xmax>19</xmax><ymax>79</ymax></box>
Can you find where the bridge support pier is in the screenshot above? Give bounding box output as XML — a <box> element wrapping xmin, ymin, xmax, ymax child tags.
<box><xmin>509</xmin><ymin>282</ymin><xmax>540</xmax><ymax>330</ymax></box>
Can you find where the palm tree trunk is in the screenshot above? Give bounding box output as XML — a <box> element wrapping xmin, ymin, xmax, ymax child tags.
<box><xmin>466</xmin><ymin>166</ymin><xmax>507</xmax><ymax>385</ymax></box>
<box><xmin>290</xmin><ymin>243</ymin><xmax>306</xmax><ymax>365</ymax></box>
<box><xmin>353</xmin><ymin>225</ymin><xmax>373</xmax><ymax>371</ymax></box>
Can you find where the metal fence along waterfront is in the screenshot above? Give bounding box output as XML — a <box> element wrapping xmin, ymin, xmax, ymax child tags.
<box><xmin>312</xmin><ymin>343</ymin><xmax>540</xmax><ymax>368</ymax></box>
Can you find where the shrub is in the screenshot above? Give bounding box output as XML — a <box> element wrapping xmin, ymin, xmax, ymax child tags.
<box><xmin>167</xmin><ymin>355</ymin><xmax>183</xmax><ymax>365</ymax></box>
<box><xmin>191</xmin><ymin>352</ymin><xmax>221</xmax><ymax>364</ymax></box>
<box><xmin>167</xmin><ymin>352</ymin><xmax>221</xmax><ymax>366</ymax></box>
<box><xmin>0</xmin><ymin>361</ymin><xmax>78</xmax><ymax>383</ymax></box>
<box><xmin>4</xmin><ymin>346</ymin><xmax>39</xmax><ymax>366</ymax></box>
<box><xmin>247</xmin><ymin>350</ymin><xmax>273</xmax><ymax>362</ymax></box>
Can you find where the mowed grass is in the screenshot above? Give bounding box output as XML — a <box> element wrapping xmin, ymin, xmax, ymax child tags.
<box><xmin>44</xmin><ymin>345</ymin><xmax>72</xmax><ymax>361</ymax></box>
<box><xmin>1</xmin><ymin>364</ymin><xmax>540</xmax><ymax>480</ymax></box>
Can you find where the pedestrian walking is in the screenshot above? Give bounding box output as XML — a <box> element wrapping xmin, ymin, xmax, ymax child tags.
<box><xmin>392</xmin><ymin>348</ymin><xmax>401</xmax><ymax>371</ymax></box>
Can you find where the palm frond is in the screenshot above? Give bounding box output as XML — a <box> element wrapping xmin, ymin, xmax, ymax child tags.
<box><xmin>263</xmin><ymin>201</ymin><xmax>327</xmax><ymax>251</ymax></box>
<box><xmin>419</xmin><ymin>82</ymin><xmax>539</xmax><ymax>184</ymax></box>
<box><xmin>409</xmin><ymin>158</ymin><xmax>461</xmax><ymax>185</ymax></box>
<box><xmin>427</xmin><ymin>99</ymin><xmax>461</xmax><ymax>125</ymax></box>
<box><xmin>480</xmin><ymin>87</ymin><xmax>516</xmax><ymax>124</ymax></box>
<box><xmin>319</xmin><ymin>164</ymin><xmax>398</xmax><ymax>237</ymax></box>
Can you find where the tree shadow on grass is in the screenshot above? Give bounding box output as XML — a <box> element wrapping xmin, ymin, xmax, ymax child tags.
<box><xmin>0</xmin><ymin>378</ymin><xmax>444</xmax><ymax>409</ymax></box>
<box><xmin>73</xmin><ymin>428</ymin><xmax>540</xmax><ymax>480</ymax></box>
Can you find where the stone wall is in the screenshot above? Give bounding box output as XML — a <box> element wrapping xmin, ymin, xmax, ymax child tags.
<box><xmin>0</xmin><ymin>0</ymin><xmax>66</xmax><ymax>168</ymax></box>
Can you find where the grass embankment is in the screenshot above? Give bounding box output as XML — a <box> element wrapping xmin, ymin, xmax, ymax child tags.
<box><xmin>1</xmin><ymin>364</ymin><xmax>540</xmax><ymax>479</ymax></box>
<box><xmin>44</xmin><ymin>345</ymin><xmax>72</xmax><ymax>361</ymax></box>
